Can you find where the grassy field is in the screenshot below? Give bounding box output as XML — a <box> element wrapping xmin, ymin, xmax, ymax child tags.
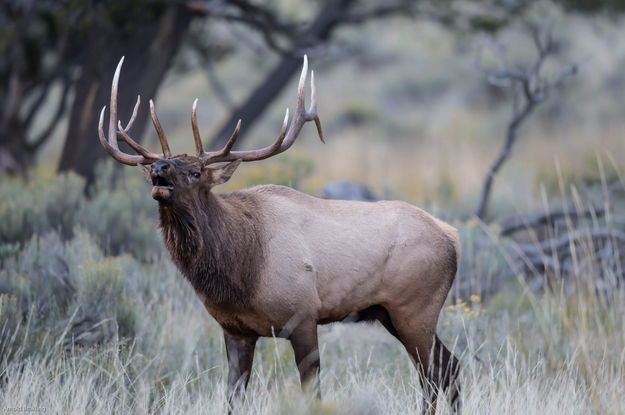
<box><xmin>1</xmin><ymin>169</ymin><xmax>624</xmax><ymax>414</ymax></box>
<box><xmin>1</xmin><ymin>238</ymin><xmax>623</xmax><ymax>414</ymax></box>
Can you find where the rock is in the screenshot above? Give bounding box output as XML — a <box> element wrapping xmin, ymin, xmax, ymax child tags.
<box><xmin>320</xmin><ymin>181</ymin><xmax>378</xmax><ymax>202</ymax></box>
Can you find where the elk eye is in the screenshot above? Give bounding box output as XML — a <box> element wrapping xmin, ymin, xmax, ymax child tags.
<box><xmin>191</xmin><ymin>172</ymin><xmax>201</xmax><ymax>179</ymax></box>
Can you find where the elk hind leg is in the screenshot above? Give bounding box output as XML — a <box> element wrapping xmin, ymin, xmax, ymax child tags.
<box><xmin>432</xmin><ymin>335</ymin><xmax>461</xmax><ymax>413</ymax></box>
<box><xmin>389</xmin><ymin>313</ymin><xmax>460</xmax><ymax>414</ymax></box>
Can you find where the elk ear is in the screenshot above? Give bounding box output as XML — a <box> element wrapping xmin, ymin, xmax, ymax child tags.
<box><xmin>138</xmin><ymin>164</ymin><xmax>151</xmax><ymax>183</ymax></box>
<box><xmin>209</xmin><ymin>159</ymin><xmax>241</xmax><ymax>185</ymax></box>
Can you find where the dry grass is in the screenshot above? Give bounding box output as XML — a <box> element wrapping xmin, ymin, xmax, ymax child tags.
<box><xmin>2</xmin><ymin>187</ymin><xmax>625</xmax><ymax>414</ymax></box>
<box><xmin>1</xmin><ymin>274</ymin><xmax>624</xmax><ymax>414</ymax></box>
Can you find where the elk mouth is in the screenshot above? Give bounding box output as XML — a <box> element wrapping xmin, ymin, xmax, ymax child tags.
<box><xmin>151</xmin><ymin>175</ymin><xmax>174</xmax><ymax>202</ymax></box>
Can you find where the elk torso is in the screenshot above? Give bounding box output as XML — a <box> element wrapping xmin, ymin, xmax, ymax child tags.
<box><xmin>158</xmin><ymin>184</ymin><xmax>460</xmax><ymax>338</ymax></box>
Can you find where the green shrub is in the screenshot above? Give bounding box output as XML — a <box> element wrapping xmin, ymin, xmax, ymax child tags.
<box><xmin>0</xmin><ymin>230</ymin><xmax>142</xmax><ymax>358</ymax></box>
<box><xmin>0</xmin><ymin>173</ymin><xmax>84</xmax><ymax>247</ymax></box>
<box><xmin>453</xmin><ymin>220</ymin><xmax>514</xmax><ymax>299</ymax></box>
<box><xmin>0</xmin><ymin>163</ymin><xmax>162</xmax><ymax>261</ymax></box>
<box><xmin>69</xmin><ymin>256</ymin><xmax>140</xmax><ymax>346</ymax></box>
<box><xmin>78</xmin><ymin>162</ymin><xmax>163</xmax><ymax>261</ymax></box>
<box><xmin>0</xmin><ymin>232</ymin><xmax>77</xmax><ymax>324</ymax></box>
<box><xmin>78</xmin><ymin>190</ymin><xmax>161</xmax><ymax>261</ymax></box>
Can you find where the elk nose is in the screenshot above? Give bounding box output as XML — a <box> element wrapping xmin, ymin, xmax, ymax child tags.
<box><xmin>151</xmin><ymin>160</ymin><xmax>170</xmax><ymax>177</ymax></box>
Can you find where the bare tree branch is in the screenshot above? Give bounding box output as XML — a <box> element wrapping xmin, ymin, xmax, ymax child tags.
<box><xmin>187</xmin><ymin>1</ymin><xmax>297</xmax><ymax>34</ymax></box>
<box><xmin>474</xmin><ymin>23</ymin><xmax>579</xmax><ymax>220</ymax></box>
<box><xmin>340</xmin><ymin>2</ymin><xmax>416</xmax><ymax>24</ymax></box>
<box><xmin>187</xmin><ymin>0</ymin><xmax>300</xmax><ymax>55</ymax></box>
<box><xmin>204</xmin><ymin>58</ymin><xmax>234</xmax><ymax>110</ymax></box>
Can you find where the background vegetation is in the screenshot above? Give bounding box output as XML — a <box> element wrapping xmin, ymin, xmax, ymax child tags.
<box><xmin>1</xmin><ymin>0</ymin><xmax>625</xmax><ymax>413</ymax></box>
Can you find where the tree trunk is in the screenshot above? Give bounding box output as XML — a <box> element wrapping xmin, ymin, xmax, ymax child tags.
<box><xmin>58</xmin><ymin>5</ymin><xmax>192</xmax><ymax>185</ymax></box>
<box><xmin>209</xmin><ymin>0</ymin><xmax>355</xmax><ymax>149</ymax></box>
<box><xmin>0</xmin><ymin>120</ymin><xmax>32</xmax><ymax>175</ymax></box>
<box><xmin>475</xmin><ymin>103</ymin><xmax>534</xmax><ymax>220</ymax></box>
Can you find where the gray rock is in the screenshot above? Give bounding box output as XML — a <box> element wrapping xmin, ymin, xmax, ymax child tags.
<box><xmin>320</xmin><ymin>181</ymin><xmax>378</xmax><ymax>202</ymax></box>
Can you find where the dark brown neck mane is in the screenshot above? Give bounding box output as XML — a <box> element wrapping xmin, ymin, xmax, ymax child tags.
<box><xmin>158</xmin><ymin>191</ymin><xmax>264</xmax><ymax>307</ymax></box>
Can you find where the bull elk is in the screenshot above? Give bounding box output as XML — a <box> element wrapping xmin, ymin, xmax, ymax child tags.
<box><xmin>97</xmin><ymin>56</ymin><xmax>461</xmax><ymax>413</ymax></box>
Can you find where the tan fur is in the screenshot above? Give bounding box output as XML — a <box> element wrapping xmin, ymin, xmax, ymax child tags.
<box><xmin>204</xmin><ymin>184</ymin><xmax>460</xmax><ymax>338</ymax></box>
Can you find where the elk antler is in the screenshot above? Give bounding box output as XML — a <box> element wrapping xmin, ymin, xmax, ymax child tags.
<box><xmin>98</xmin><ymin>57</ymin><xmax>166</xmax><ymax>166</ymax></box>
<box><xmin>198</xmin><ymin>55</ymin><xmax>324</xmax><ymax>165</ymax></box>
<box><xmin>99</xmin><ymin>56</ymin><xmax>322</xmax><ymax>167</ymax></box>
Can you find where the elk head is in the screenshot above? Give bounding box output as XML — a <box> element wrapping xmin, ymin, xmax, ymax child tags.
<box><xmin>98</xmin><ymin>56</ymin><xmax>323</xmax><ymax>205</ymax></box>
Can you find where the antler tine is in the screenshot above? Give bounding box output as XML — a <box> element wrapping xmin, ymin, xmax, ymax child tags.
<box><xmin>295</xmin><ymin>54</ymin><xmax>308</xmax><ymax>115</ymax></box>
<box><xmin>99</xmin><ymin>107</ymin><xmax>148</xmax><ymax>165</ymax></box>
<box><xmin>309</xmin><ymin>70</ymin><xmax>324</xmax><ymax>143</ymax></box>
<box><xmin>219</xmin><ymin>119</ymin><xmax>242</xmax><ymax>156</ymax></box>
<box><xmin>124</xmin><ymin>95</ymin><xmax>141</xmax><ymax>133</ymax></box>
<box><xmin>116</xmin><ymin>95</ymin><xmax>161</xmax><ymax>160</ymax></box>
<box><xmin>279</xmin><ymin>55</ymin><xmax>324</xmax><ymax>148</ymax></box>
<box><xmin>97</xmin><ymin>57</ymin><xmax>162</xmax><ymax>166</ymax></box>
<box><xmin>118</xmin><ymin>120</ymin><xmax>161</xmax><ymax>160</ymax></box>
<box><xmin>260</xmin><ymin>108</ymin><xmax>289</xmax><ymax>155</ymax></box>
<box><xmin>272</xmin><ymin>108</ymin><xmax>290</xmax><ymax>148</ymax></box>
<box><xmin>199</xmin><ymin>119</ymin><xmax>241</xmax><ymax>162</ymax></box>
<box><xmin>149</xmin><ymin>99</ymin><xmax>172</xmax><ymax>158</ymax></box>
<box><xmin>108</xmin><ymin>57</ymin><xmax>123</xmax><ymax>148</ymax></box>
<box><xmin>191</xmin><ymin>98</ymin><xmax>204</xmax><ymax>155</ymax></box>
<box><xmin>201</xmin><ymin>55</ymin><xmax>322</xmax><ymax>165</ymax></box>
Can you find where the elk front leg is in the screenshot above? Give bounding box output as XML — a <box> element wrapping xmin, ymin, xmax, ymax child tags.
<box><xmin>224</xmin><ymin>331</ymin><xmax>257</xmax><ymax>411</ymax></box>
<box><xmin>289</xmin><ymin>322</ymin><xmax>321</xmax><ymax>399</ymax></box>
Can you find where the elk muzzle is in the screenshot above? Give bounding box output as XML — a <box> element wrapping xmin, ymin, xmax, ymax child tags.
<box><xmin>151</xmin><ymin>160</ymin><xmax>174</xmax><ymax>202</ymax></box>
